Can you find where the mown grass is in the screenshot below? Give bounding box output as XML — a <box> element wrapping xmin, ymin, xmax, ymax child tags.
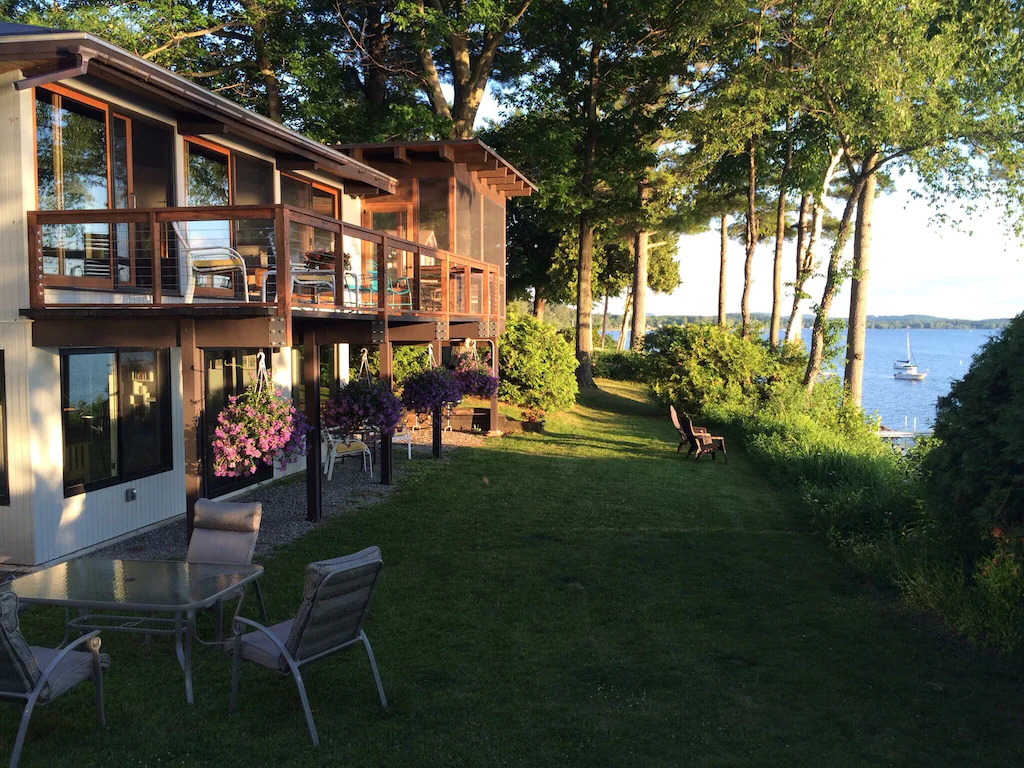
<box><xmin>6</xmin><ymin>380</ymin><xmax>1024</xmax><ymax>767</ymax></box>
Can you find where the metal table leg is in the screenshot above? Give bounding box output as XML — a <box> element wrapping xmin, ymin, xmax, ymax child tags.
<box><xmin>184</xmin><ymin>609</ymin><xmax>196</xmax><ymax>704</ymax></box>
<box><xmin>173</xmin><ymin>611</ymin><xmax>185</xmax><ymax>671</ymax></box>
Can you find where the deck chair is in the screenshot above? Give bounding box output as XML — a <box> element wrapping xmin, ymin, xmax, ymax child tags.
<box><xmin>171</xmin><ymin>222</ymin><xmax>249</xmax><ymax>304</ymax></box>
<box><xmin>228</xmin><ymin>547</ymin><xmax>387</xmax><ymax>746</ymax></box>
<box><xmin>186</xmin><ymin>499</ymin><xmax>268</xmax><ymax>640</ymax></box>
<box><xmin>393</xmin><ymin>422</ymin><xmax>413</xmax><ymax>460</ymax></box>
<box><xmin>386</xmin><ymin>275</ymin><xmax>413</xmax><ymax>309</ymax></box>
<box><xmin>0</xmin><ymin>591</ymin><xmax>109</xmax><ymax>768</ymax></box>
<box><xmin>677</xmin><ymin>409</ymin><xmax>728</xmax><ymax>463</ymax></box>
<box><xmin>323</xmin><ymin>429</ymin><xmax>373</xmax><ymax>480</ymax></box>
<box><xmin>670</xmin><ymin>404</ymin><xmax>705</xmax><ymax>456</ymax></box>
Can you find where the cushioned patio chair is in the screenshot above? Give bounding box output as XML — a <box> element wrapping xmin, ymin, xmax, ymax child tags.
<box><xmin>228</xmin><ymin>546</ymin><xmax>387</xmax><ymax>746</ymax></box>
<box><xmin>676</xmin><ymin>409</ymin><xmax>728</xmax><ymax>463</ymax></box>
<box><xmin>0</xmin><ymin>591</ymin><xmax>109</xmax><ymax>768</ymax></box>
<box><xmin>186</xmin><ymin>499</ymin><xmax>268</xmax><ymax>640</ymax></box>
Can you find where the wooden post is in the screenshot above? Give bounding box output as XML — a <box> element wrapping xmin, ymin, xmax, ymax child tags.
<box><xmin>303</xmin><ymin>328</ymin><xmax>322</xmax><ymax>521</ymax></box>
<box><xmin>378</xmin><ymin>339</ymin><xmax>393</xmax><ymax>485</ymax></box>
<box><xmin>179</xmin><ymin>319</ymin><xmax>203</xmax><ymax>541</ymax></box>
<box><xmin>150</xmin><ymin>211</ymin><xmax>162</xmax><ymax>305</ymax></box>
<box><xmin>335</xmin><ymin>220</ymin><xmax>345</xmax><ymax>308</ymax></box>
<box><xmin>488</xmin><ymin>338</ymin><xmax>501</xmax><ymax>436</ymax></box>
<box><xmin>429</xmin><ymin>340</ymin><xmax>443</xmax><ymax>459</ymax></box>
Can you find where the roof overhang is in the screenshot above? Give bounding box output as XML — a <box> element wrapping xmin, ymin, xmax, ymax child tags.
<box><xmin>335</xmin><ymin>139</ymin><xmax>536</xmax><ymax>198</ymax></box>
<box><xmin>0</xmin><ymin>32</ymin><xmax>397</xmax><ymax>196</ymax></box>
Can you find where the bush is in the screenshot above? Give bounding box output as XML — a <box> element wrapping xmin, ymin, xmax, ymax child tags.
<box><xmin>352</xmin><ymin>345</ymin><xmax>429</xmax><ymax>386</ymax></box>
<box><xmin>644</xmin><ymin>324</ymin><xmax>786</xmax><ymax>410</ymax></box>
<box><xmin>592</xmin><ymin>350</ymin><xmax>647</xmax><ymax>381</ymax></box>
<box><xmin>498</xmin><ymin>313</ymin><xmax>579</xmax><ymax>412</ymax></box>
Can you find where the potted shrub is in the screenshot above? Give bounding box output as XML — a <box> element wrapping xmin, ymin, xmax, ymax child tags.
<box><xmin>451</xmin><ymin>350</ymin><xmax>499</xmax><ymax>399</ymax></box>
<box><xmin>401</xmin><ymin>367</ymin><xmax>463</xmax><ymax>458</ymax></box>
<box><xmin>323</xmin><ymin>379</ymin><xmax>403</xmax><ymax>437</ymax></box>
<box><xmin>211</xmin><ymin>384</ymin><xmax>310</xmax><ymax>478</ymax></box>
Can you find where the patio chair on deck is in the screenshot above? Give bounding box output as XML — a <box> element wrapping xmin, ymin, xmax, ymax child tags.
<box><xmin>228</xmin><ymin>547</ymin><xmax>387</xmax><ymax>746</ymax></box>
<box><xmin>171</xmin><ymin>222</ymin><xmax>249</xmax><ymax>304</ymax></box>
<box><xmin>186</xmin><ymin>499</ymin><xmax>268</xmax><ymax>639</ymax></box>
<box><xmin>673</xmin><ymin>407</ymin><xmax>727</xmax><ymax>463</ymax></box>
<box><xmin>0</xmin><ymin>591</ymin><xmax>109</xmax><ymax>768</ymax></box>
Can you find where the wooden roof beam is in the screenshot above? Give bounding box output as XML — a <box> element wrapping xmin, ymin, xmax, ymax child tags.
<box><xmin>476</xmin><ymin>168</ymin><xmax>510</xmax><ymax>180</ymax></box>
<box><xmin>177</xmin><ymin>114</ymin><xmax>228</xmax><ymax>135</ymax></box>
<box><xmin>393</xmin><ymin>146</ymin><xmax>412</xmax><ymax>164</ymax></box>
<box><xmin>438</xmin><ymin>144</ymin><xmax>456</xmax><ymax>163</ymax></box>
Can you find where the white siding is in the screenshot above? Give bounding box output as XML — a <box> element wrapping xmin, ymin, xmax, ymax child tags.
<box><xmin>0</xmin><ymin>72</ymin><xmax>33</xmax><ymax>320</ymax></box>
<box><xmin>0</xmin><ymin>321</ymin><xmax>36</xmax><ymax>565</ymax></box>
<box><xmin>29</xmin><ymin>347</ymin><xmax>187</xmax><ymax>566</ymax></box>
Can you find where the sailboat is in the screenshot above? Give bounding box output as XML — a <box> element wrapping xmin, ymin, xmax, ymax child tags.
<box><xmin>894</xmin><ymin>333</ymin><xmax>927</xmax><ymax>381</ymax></box>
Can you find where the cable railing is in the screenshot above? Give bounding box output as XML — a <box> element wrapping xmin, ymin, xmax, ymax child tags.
<box><xmin>27</xmin><ymin>205</ymin><xmax>504</xmax><ymax>320</ymax></box>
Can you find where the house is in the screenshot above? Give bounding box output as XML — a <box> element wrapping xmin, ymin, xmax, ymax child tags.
<box><xmin>0</xmin><ymin>22</ymin><xmax>533</xmax><ymax>568</ymax></box>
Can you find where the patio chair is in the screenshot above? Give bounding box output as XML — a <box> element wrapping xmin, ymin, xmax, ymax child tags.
<box><xmin>393</xmin><ymin>422</ymin><xmax>413</xmax><ymax>460</ymax></box>
<box><xmin>386</xmin><ymin>275</ymin><xmax>413</xmax><ymax>309</ymax></box>
<box><xmin>323</xmin><ymin>429</ymin><xmax>373</xmax><ymax>480</ymax></box>
<box><xmin>675</xmin><ymin>409</ymin><xmax>728</xmax><ymax>463</ymax></box>
<box><xmin>171</xmin><ymin>222</ymin><xmax>249</xmax><ymax>304</ymax></box>
<box><xmin>0</xmin><ymin>591</ymin><xmax>109</xmax><ymax>768</ymax></box>
<box><xmin>186</xmin><ymin>499</ymin><xmax>268</xmax><ymax>638</ymax></box>
<box><xmin>670</xmin><ymin>404</ymin><xmax>704</xmax><ymax>456</ymax></box>
<box><xmin>228</xmin><ymin>547</ymin><xmax>387</xmax><ymax>746</ymax></box>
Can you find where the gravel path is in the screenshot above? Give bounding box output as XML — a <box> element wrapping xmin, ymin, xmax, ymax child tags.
<box><xmin>94</xmin><ymin>428</ymin><xmax>488</xmax><ymax>562</ymax></box>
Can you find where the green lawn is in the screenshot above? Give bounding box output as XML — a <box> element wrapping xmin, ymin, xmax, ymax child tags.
<box><xmin>8</xmin><ymin>380</ymin><xmax>1024</xmax><ymax>767</ymax></box>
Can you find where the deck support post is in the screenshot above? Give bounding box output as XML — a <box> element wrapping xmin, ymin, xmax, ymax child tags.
<box><xmin>179</xmin><ymin>319</ymin><xmax>203</xmax><ymax>541</ymax></box>
<box><xmin>429</xmin><ymin>341</ymin><xmax>443</xmax><ymax>458</ymax></box>
<box><xmin>488</xmin><ymin>337</ymin><xmax>501</xmax><ymax>436</ymax></box>
<box><xmin>304</xmin><ymin>329</ymin><xmax>322</xmax><ymax>521</ymax></box>
<box><xmin>378</xmin><ymin>340</ymin><xmax>393</xmax><ymax>485</ymax></box>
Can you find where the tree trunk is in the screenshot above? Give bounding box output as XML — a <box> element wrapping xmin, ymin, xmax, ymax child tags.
<box><xmin>576</xmin><ymin>216</ymin><xmax>596</xmax><ymax>388</ymax></box>
<box><xmin>630</xmin><ymin>183</ymin><xmax>650</xmax><ymax>351</ymax></box>
<box><xmin>616</xmin><ymin>289</ymin><xmax>632</xmax><ymax>351</ymax></box>
<box><xmin>533</xmin><ymin>286</ymin><xmax>546</xmax><ymax>321</ymax></box>
<box><xmin>718</xmin><ymin>213</ymin><xmax>728</xmax><ymax>327</ymax></box>
<box><xmin>741</xmin><ymin>138</ymin><xmax>758</xmax><ymax>339</ymax></box>
<box><xmin>784</xmin><ymin>194</ymin><xmax>809</xmax><ymax>342</ymax></box>
<box><xmin>600</xmin><ymin>293</ymin><xmax>609</xmax><ymax>349</ymax></box>
<box><xmin>575</xmin><ymin>26</ymin><xmax>601</xmax><ymax>390</ymax></box>
<box><xmin>244</xmin><ymin>1</ymin><xmax>283</xmax><ymax>122</ymax></box>
<box><xmin>803</xmin><ymin>176</ymin><xmax>867</xmax><ymax>393</ymax></box>
<box><xmin>843</xmin><ymin>152</ymin><xmax>879</xmax><ymax>407</ymax></box>
<box><xmin>770</xmin><ymin>117</ymin><xmax>793</xmax><ymax>349</ymax></box>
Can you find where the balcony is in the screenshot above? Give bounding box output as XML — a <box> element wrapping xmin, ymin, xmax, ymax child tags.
<box><xmin>26</xmin><ymin>205</ymin><xmax>504</xmax><ymax>321</ymax></box>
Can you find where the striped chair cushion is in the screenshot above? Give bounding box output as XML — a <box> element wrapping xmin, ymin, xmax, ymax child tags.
<box><xmin>0</xmin><ymin>591</ymin><xmax>40</xmax><ymax>695</ymax></box>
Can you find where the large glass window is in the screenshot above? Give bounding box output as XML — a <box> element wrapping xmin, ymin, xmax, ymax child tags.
<box><xmin>232</xmin><ymin>154</ymin><xmax>274</xmax><ymax>206</ymax></box>
<box><xmin>483</xmin><ymin>197</ymin><xmax>505</xmax><ymax>267</ymax></box>
<box><xmin>61</xmin><ymin>349</ymin><xmax>172</xmax><ymax>495</ymax></box>
<box><xmin>36</xmin><ymin>89</ymin><xmax>109</xmax><ymax>211</ymax></box>
<box><xmin>186</xmin><ymin>142</ymin><xmax>230</xmax><ymax>206</ymax></box>
<box><xmin>418</xmin><ymin>178</ymin><xmax>450</xmax><ymax>250</ymax></box>
<box><xmin>370</xmin><ymin>209</ymin><xmax>409</xmax><ymax>239</ymax></box>
<box><xmin>0</xmin><ymin>352</ymin><xmax>8</xmax><ymax>506</ymax></box>
<box><xmin>205</xmin><ymin>349</ymin><xmax>270</xmax><ymax>497</ymax></box>
<box><xmin>455</xmin><ymin>182</ymin><xmax>482</xmax><ymax>260</ymax></box>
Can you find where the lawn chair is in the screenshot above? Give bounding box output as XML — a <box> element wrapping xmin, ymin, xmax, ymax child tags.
<box><xmin>675</xmin><ymin>408</ymin><xmax>728</xmax><ymax>463</ymax></box>
<box><xmin>186</xmin><ymin>499</ymin><xmax>268</xmax><ymax>640</ymax></box>
<box><xmin>323</xmin><ymin>429</ymin><xmax>373</xmax><ymax>480</ymax></box>
<box><xmin>228</xmin><ymin>547</ymin><xmax>387</xmax><ymax>746</ymax></box>
<box><xmin>0</xmin><ymin>591</ymin><xmax>109</xmax><ymax>768</ymax></box>
<box><xmin>171</xmin><ymin>222</ymin><xmax>249</xmax><ymax>304</ymax></box>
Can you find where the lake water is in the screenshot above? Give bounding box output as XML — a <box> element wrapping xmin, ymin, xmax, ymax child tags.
<box><xmin>806</xmin><ymin>328</ymin><xmax>997</xmax><ymax>431</ymax></box>
<box><xmin>607</xmin><ymin>327</ymin><xmax>998</xmax><ymax>431</ymax></box>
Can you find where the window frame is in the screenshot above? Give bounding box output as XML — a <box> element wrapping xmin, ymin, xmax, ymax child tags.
<box><xmin>280</xmin><ymin>172</ymin><xmax>340</xmax><ymax>217</ymax></box>
<box><xmin>60</xmin><ymin>347</ymin><xmax>174</xmax><ymax>498</ymax></box>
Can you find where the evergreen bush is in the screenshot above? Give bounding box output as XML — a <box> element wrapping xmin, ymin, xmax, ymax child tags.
<box><xmin>498</xmin><ymin>313</ymin><xmax>578</xmax><ymax>412</ymax></box>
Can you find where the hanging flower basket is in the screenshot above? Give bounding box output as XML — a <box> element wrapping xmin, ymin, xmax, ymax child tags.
<box><xmin>401</xmin><ymin>367</ymin><xmax>463</xmax><ymax>415</ymax></box>
<box><xmin>451</xmin><ymin>349</ymin><xmax>499</xmax><ymax>399</ymax></box>
<box><xmin>211</xmin><ymin>353</ymin><xmax>310</xmax><ymax>477</ymax></box>
<box><xmin>323</xmin><ymin>379</ymin><xmax>403</xmax><ymax>437</ymax></box>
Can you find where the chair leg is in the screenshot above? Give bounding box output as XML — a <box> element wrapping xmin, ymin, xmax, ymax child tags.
<box><xmin>360</xmin><ymin>630</ymin><xmax>388</xmax><ymax>709</ymax></box>
<box><xmin>215</xmin><ymin>599</ymin><xmax>224</xmax><ymax>643</ymax></box>
<box><xmin>92</xmin><ymin>649</ymin><xmax>106</xmax><ymax>727</ymax></box>
<box><xmin>250</xmin><ymin>581</ymin><xmax>268</xmax><ymax>623</ymax></box>
<box><xmin>229</xmin><ymin>644</ymin><xmax>241</xmax><ymax>714</ymax></box>
<box><xmin>677</xmin><ymin>440</ymin><xmax>684</xmax><ymax>453</ymax></box>
<box><xmin>327</xmin><ymin>453</ymin><xmax>336</xmax><ymax>482</ymax></box>
<box><xmin>9</xmin><ymin>698</ymin><xmax>37</xmax><ymax>768</ymax></box>
<box><xmin>291</xmin><ymin>669</ymin><xmax>320</xmax><ymax>746</ymax></box>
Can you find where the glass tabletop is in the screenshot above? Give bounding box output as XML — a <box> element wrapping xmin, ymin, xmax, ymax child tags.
<box><xmin>10</xmin><ymin>559</ymin><xmax>263</xmax><ymax>612</ymax></box>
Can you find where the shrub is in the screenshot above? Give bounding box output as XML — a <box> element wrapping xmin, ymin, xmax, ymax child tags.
<box><xmin>498</xmin><ymin>313</ymin><xmax>579</xmax><ymax>412</ymax></box>
<box><xmin>645</xmin><ymin>324</ymin><xmax>785</xmax><ymax>410</ymax></box>
<box><xmin>922</xmin><ymin>314</ymin><xmax>1024</xmax><ymax>578</ymax></box>
<box><xmin>592</xmin><ymin>350</ymin><xmax>647</xmax><ymax>381</ymax></box>
<box><xmin>352</xmin><ymin>345</ymin><xmax>429</xmax><ymax>385</ymax></box>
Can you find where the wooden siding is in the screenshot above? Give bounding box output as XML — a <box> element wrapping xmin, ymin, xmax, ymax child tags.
<box><xmin>28</xmin><ymin>347</ymin><xmax>187</xmax><ymax>566</ymax></box>
<box><xmin>0</xmin><ymin>71</ymin><xmax>33</xmax><ymax>321</ymax></box>
<box><xmin>0</xmin><ymin>321</ymin><xmax>37</xmax><ymax>565</ymax></box>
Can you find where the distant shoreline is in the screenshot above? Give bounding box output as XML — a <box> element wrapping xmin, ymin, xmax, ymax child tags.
<box><xmin>601</xmin><ymin>313</ymin><xmax>1011</xmax><ymax>331</ymax></box>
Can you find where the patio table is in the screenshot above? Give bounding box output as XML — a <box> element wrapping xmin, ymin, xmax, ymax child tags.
<box><xmin>10</xmin><ymin>558</ymin><xmax>263</xmax><ymax>705</ymax></box>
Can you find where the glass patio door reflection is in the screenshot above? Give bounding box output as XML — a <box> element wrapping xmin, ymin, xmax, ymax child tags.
<box><xmin>204</xmin><ymin>349</ymin><xmax>272</xmax><ymax>497</ymax></box>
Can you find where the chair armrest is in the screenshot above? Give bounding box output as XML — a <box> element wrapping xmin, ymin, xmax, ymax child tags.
<box><xmin>232</xmin><ymin>616</ymin><xmax>297</xmax><ymax>670</ymax></box>
<box><xmin>692</xmin><ymin>427</ymin><xmax>709</xmax><ymax>434</ymax></box>
<box><xmin>36</xmin><ymin>630</ymin><xmax>102</xmax><ymax>688</ymax></box>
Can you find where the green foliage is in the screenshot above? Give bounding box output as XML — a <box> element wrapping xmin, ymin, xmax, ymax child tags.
<box><xmin>498</xmin><ymin>313</ymin><xmax>578</xmax><ymax>412</ymax></box>
<box><xmin>644</xmin><ymin>324</ymin><xmax>783</xmax><ymax>411</ymax></box>
<box><xmin>923</xmin><ymin>313</ymin><xmax>1024</xmax><ymax>565</ymax></box>
<box><xmin>592</xmin><ymin>350</ymin><xmax>648</xmax><ymax>382</ymax></box>
<box><xmin>351</xmin><ymin>345</ymin><xmax>429</xmax><ymax>386</ymax></box>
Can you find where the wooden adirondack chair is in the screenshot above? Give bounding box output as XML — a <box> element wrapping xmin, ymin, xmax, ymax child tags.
<box><xmin>670</xmin><ymin>405</ymin><xmax>727</xmax><ymax>463</ymax></box>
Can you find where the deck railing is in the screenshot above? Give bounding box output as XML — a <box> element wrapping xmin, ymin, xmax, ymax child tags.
<box><xmin>26</xmin><ymin>205</ymin><xmax>504</xmax><ymax>321</ymax></box>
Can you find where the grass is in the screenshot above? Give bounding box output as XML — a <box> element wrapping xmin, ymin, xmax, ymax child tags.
<box><xmin>7</xmin><ymin>379</ymin><xmax>1024</xmax><ymax>767</ymax></box>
